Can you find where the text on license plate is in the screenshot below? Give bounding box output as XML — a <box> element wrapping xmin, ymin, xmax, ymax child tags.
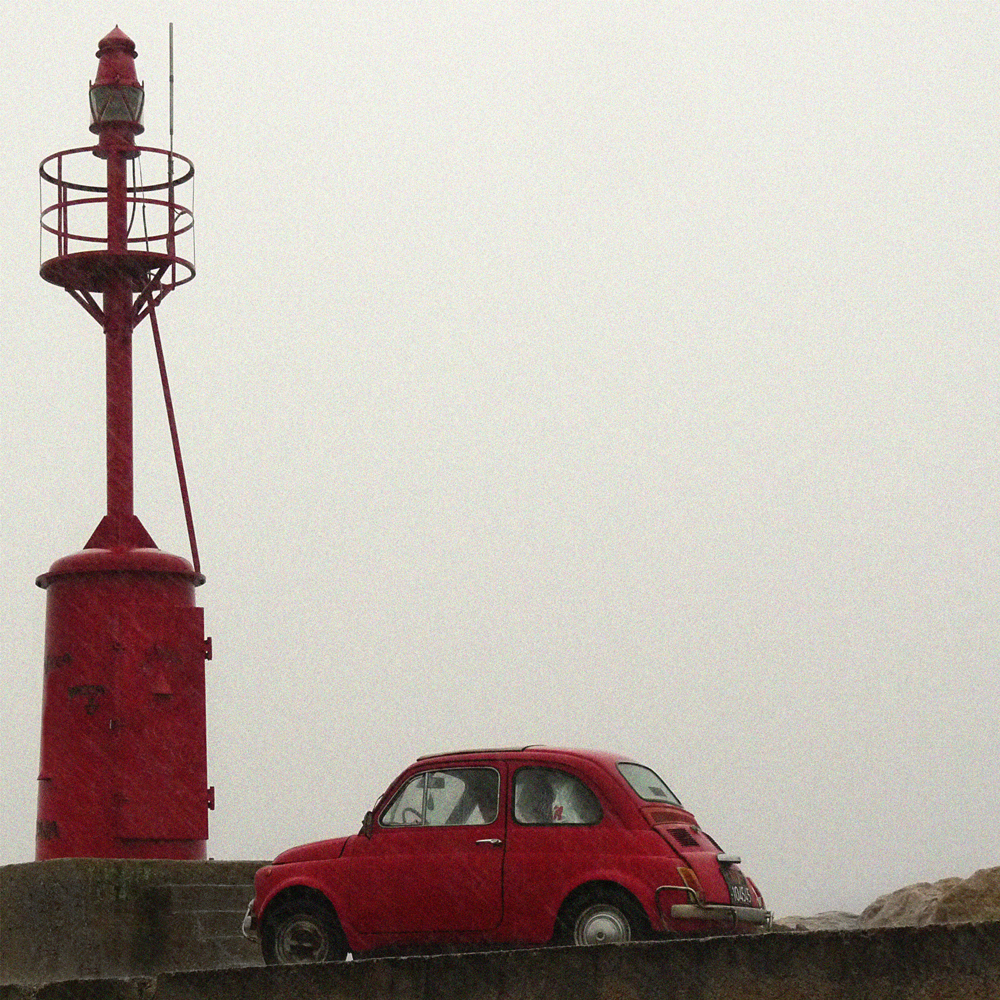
<box><xmin>721</xmin><ymin>866</ymin><xmax>755</xmax><ymax>907</ymax></box>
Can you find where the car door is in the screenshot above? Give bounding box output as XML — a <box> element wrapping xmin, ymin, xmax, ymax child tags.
<box><xmin>348</xmin><ymin>764</ymin><xmax>507</xmax><ymax>935</ymax></box>
<box><xmin>502</xmin><ymin>764</ymin><xmax>621</xmax><ymax>937</ymax></box>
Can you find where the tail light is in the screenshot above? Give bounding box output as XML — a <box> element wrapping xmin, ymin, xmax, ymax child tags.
<box><xmin>678</xmin><ymin>866</ymin><xmax>705</xmax><ymax>904</ymax></box>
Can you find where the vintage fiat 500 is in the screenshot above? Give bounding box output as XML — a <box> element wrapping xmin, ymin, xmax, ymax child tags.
<box><xmin>243</xmin><ymin>746</ymin><xmax>771</xmax><ymax>962</ymax></box>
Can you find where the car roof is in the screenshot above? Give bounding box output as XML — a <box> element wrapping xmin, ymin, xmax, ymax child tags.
<box><xmin>414</xmin><ymin>746</ymin><xmax>633</xmax><ymax>769</ymax></box>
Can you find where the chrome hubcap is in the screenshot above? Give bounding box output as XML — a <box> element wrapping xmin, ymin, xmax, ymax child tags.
<box><xmin>574</xmin><ymin>904</ymin><xmax>631</xmax><ymax>946</ymax></box>
<box><xmin>275</xmin><ymin>917</ymin><xmax>329</xmax><ymax>963</ymax></box>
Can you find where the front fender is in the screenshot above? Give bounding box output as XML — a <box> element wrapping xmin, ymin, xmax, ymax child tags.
<box><xmin>254</xmin><ymin>861</ymin><xmax>351</xmax><ymax>932</ymax></box>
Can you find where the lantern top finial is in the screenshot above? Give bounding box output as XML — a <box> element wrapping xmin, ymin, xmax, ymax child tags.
<box><xmin>90</xmin><ymin>27</ymin><xmax>144</xmax><ymax>141</ymax></box>
<box><xmin>94</xmin><ymin>27</ymin><xmax>139</xmax><ymax>87</ymax></box>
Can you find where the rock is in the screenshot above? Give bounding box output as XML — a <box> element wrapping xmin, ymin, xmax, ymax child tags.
<box><xmin>773</xmin><ymin>911</ymin><xmax>860</xmax><ymax>933</ymax></box>
<box><xmin>860</xmin><ymin>868</ymin><xmax>1000</xmax><ymax>928</ymax></box>
<box><xmin>860</xmin><ymin>878</ymin><xmax>963</xmax><ymax>928</ymax></box>
<box><xmin>933</xmin><ymin>867</ymin><xmax>1000</xmax><ymax>924</ymax></box>
<box><xmin>774</xmin><ymin>867</ymin><xmax>1000</xmax><ymax>932</ymax></box>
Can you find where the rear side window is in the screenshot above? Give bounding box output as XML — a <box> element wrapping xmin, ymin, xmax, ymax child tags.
<box><xmin>381</xmin><ymin>768</ymin><xmax>500</xmax><ymax>827</ymax></box>
<box><xmin>617</xmin><ymin>763</ymin><xmax>682</xmax><ymax>806</ymax></box>
<box><xmin>513</xmin><ymin>767</ymin><xmax>602</xmax><ymax>825</ymax></box>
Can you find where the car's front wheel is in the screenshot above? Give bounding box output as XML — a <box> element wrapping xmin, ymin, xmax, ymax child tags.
<box><xmin>560</xmin><ymin>890</ymin><xmax>648</xmax><ymax>947</ymax></box>
<box><xmin>262</xmin><ymin>897</ymin><xmax>347</xmax><ymax>965</ymax></box>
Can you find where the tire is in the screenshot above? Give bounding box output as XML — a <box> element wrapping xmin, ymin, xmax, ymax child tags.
<box><xmin>560</xmin><ymin>890</ymin><xmax>647</xmax><ymax>947</ymax></box>
<box><xmin>261</xmin><ymin>897</ymin><xmax>347</xmax><ymax>965</ymax></box>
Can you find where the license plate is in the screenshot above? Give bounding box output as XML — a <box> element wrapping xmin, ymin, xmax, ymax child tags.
<box><xmin>722</xmin><ymin>865</ymin><xmax>755</xmax><ymax>907</ymax></box>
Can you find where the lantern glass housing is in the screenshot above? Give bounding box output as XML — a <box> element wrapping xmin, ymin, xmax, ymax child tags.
<box><xmin>89</xmin><ymin>84</ymin><xmax>144</xmax><ymax>129</ymax></box>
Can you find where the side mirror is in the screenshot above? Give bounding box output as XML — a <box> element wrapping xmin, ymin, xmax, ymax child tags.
<box><xmin>361</xmin><ymin>810</ymin><xmax>374</xmax><ymax>838</ymax></box>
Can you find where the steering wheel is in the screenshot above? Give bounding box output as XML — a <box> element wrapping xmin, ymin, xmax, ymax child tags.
<box><xmin>401</xmin><ymin>807</ymin><xmax>423</xmax><ymax>826</ymax></box>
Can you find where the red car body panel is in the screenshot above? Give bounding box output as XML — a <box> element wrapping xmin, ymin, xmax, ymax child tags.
<box><xmin>250</xmin><ymin>747</ymin><xmax>770</xmax><ymax>956</ymax></box>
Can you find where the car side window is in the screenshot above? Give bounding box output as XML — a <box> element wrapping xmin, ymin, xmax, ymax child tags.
<box><xmin>380</xmin><ymin>767</ymin><xmax>499</xmax><ymax>827</ymax></box>
<box><xmin>513</xmin><ymin>767</ymin><xmax>602</xmax><ymax>825</ymax></box>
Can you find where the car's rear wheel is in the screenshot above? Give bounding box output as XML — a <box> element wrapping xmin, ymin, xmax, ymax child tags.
<box><xmin>262</xmin><ymin>897</ymin><xmax>347</xmax><ymax>965</ymax></box>
<box><xmin>560</xmin><ymin>890</ymin><xmax>647</xmax><ymax>947</ymax></box>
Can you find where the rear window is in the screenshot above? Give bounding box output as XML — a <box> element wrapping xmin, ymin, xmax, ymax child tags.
<box><xmin>617</xmin><ymin>763</ymin><xmax>681</xmax><ymax>806</ymax></box>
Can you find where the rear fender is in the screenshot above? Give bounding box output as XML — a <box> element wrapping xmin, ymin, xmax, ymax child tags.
<box><xmin>556</xmin><ymin>872</ymin><xmax>659</xmax><ymax>936</ymax></box>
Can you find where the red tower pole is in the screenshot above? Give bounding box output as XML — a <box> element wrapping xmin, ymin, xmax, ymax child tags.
<box><xmin>104</xmin><ymin>132</ymin><xmax>134</xmax><ymax>526</ymax></box>
<box><xmin>106</xmin><ymin>283</ymin><xmax>135</xmax><ymax>524</ymax></box>
<box><xmin>91</xmin><ymin>32</ymin><xmax>144</xmax><ymax>545</ymax></box>
<box><xmin>35</xmin><ymin>28</ymin><xmax>211</xmax><ymax>860</ymax></box>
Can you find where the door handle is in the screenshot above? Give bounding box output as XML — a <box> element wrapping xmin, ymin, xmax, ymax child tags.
<box><xmin>476</xmin><ymin>838</ymin><xmax>503</xmax><ymax>845</ymax></box>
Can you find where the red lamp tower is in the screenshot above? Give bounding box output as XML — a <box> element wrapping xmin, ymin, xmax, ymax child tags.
<box><xmin>35</xmin><ymin>27</ymin><xmax>212</xmax><ymax>860</ymax></box>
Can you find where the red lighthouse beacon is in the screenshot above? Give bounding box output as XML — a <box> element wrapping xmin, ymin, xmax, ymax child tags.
<box><xmin>35</xmin><ymin>28</ymin><xmax>212</xmax><ymax>860</ymax></box>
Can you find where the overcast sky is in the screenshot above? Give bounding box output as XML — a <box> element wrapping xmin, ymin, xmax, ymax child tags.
<box><xmin>1</xmin><ymin>3</ymin><xmax>996</xmax><ymax>919</ymax></box>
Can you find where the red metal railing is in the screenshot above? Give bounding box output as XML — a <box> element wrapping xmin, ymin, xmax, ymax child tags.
<box><xmin>39</xmin><ymin>144</ymin><xmax>195</xmax><ymax>294</ymax></box>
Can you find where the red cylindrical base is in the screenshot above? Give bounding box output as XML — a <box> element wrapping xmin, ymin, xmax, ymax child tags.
<box><xmin>36</xmin><ymin>547</ymin><xmax>209</xmax><ymax>860</ymax></box>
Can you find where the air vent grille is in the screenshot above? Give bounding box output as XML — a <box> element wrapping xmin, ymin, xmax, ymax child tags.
<box><xmin>670</xmin><ymin>826</ymin><xmax>699</xmax><ymax>848</ymax></box>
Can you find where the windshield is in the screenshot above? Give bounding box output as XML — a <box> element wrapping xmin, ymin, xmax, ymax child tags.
<box><xmin>617</xmin><ymin>762</ymin><xmax>682</xmax><ymax>806</ymax></box>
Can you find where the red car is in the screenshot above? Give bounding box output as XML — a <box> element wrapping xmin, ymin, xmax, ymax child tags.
<box><xmin>243</xmin><ymin>747</ymin><xmax>771</xmax><ymax>963</ymax></box>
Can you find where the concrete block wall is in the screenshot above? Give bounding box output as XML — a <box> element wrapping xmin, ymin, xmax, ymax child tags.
<box><xmin>2</xmin><ymin>860</ymin><xmax>999</xmax><ymax>998</ymax></box>
<box><xmin>0</xmin><ymin>859</ymin><xmax>266</xmax><ymax>985</ymax></box>
<box><xmin>1</xmin><ymin>922</ymin><xmax>999</xmax><ymax>1000</ymax></box>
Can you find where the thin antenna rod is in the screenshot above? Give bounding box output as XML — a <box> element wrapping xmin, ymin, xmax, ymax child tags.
<box><xmin>169</xmin><ymin>23</ymin><xmax>175</xmax><ymax>154</ymax></box>
<box><xmin>166</xmin><ymin>23</ymin><xmax>176</xmax><ymax>271</ymax></box>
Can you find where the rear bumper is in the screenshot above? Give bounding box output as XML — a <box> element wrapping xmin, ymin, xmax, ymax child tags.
<box><xmin>670</xmin><ymin>902</ymin><xmax>773</xmax><ymax>928</ymax></box>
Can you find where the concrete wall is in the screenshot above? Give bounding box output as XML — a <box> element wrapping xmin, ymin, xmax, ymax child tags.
<box><xmin>1</xmin><ymin>923</ymin><xmax>999</xmax><ymax>1000</ymax></box>
<box><xmin>2</xmin><ymin>861</ymin><xmax>999</xmax><ymax>999</ymax></box>
<box><xmin>0</xmin><ymin>859</ymin><xmax>265</xmax><ymax>985</ymax></box>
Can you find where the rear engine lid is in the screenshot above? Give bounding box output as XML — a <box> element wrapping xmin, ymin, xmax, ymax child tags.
<box><xmin>622</xmin><ymin>761</ymin><xmax>765</xmax><ymax>912</ymax></box>
<box><xmin>645</xmin><ymin>815</ymin><xmax>762</xmax><ymax>908</ymax></box>
<box><xmin>642</xmin><ymin>808</ymin><xmax>718</xmax><ymax>856</ymax></box>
